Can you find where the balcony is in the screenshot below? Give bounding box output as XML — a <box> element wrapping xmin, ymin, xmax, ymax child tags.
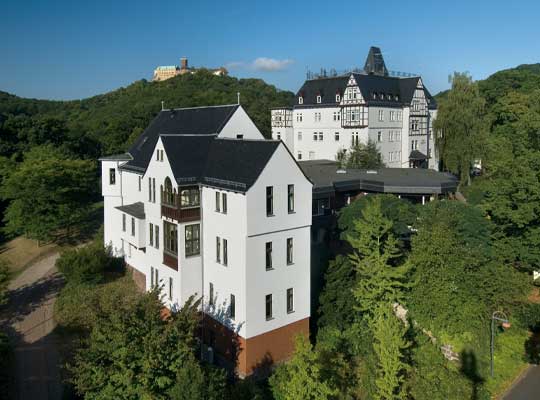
<box><xmin>163</xmin><ymin>250</ymin><xmax>178</xmax><ymax>271</ymax></box>
<box><xmin>161</xmin><ymin>187</ymin><xmax>201</xmax><ymax>223</ymax></box>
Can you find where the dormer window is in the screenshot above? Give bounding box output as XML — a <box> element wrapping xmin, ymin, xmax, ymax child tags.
<box><xmin>298</xmin><ymin>96</ymin><xmax>303</xmax><ymax>104</ymax></box>
<box><xmin>316</xmin><ymin>95</ymin><xmax>322</xmax><ymax>104</ymax></box>
<box><xmin>379</xmin><ymin>93</ymin><xmax>384</xmax><ymax>100</ymax></box>
<box><xmin>387</xmin><ymin>94</ymin><xmax>392</xmax><ymax>100</ymax></box>
<box><xmin>336</xmin><ymin>94</ymin><xmax>341</xmax><ymax>102</ymax></box>
<box><xmin>372</xmin><ymin>92</ymin><xmax>377</xmax><ymax>99</ymax></box>
<box><xmin>395</xmin><ymin>95</ymin><xmax>399</xmax><ymax>101</ymax></box>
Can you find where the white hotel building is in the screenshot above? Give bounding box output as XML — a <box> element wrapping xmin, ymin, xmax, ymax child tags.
<box><xmin>100</xmin><ymin>104</ymin><xmax>312</xmax><ymax>376</ymax></box>
<box><xmin>271</xmin><ymin>47</ymin><xmax>439</xmax><ymax>169</ymax></box>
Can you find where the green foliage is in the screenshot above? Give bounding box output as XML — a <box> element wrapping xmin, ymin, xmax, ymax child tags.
<box><xmin>0</xmin><ymin>147</ymin><xmax>97</xmax><ymax>241</ymax></box>
<box><xmin>372</xmin><ymin>306</ymin><xmax>411</xmax><ymax>400</ymax></box>
<box><xmin>347</xmin><ymin>196</ymin><xmax>409</xmax><ymax>320</ymax></box>
<box><xmin>168</xmin><ymin>364</ymin><xmax>226</xmax><ymax>400</ymax></box>
<box><xmin>434</xmin><ymin>72</ymin><xmax>488</xmax><ymax>185</ymax></box>
<box><xmin>69</xmin><ymin>292</ymin><xmax>206</xmax><ymax>400</ymax></box>
<box><xmin>56</xmin><ymin>243</ymin><xmax>118</xmax><ymax>285</ymax></box>
<box><xmin>269</xmin><ymin>335</ymin><xmax>338</xmax><ymax>400</ymax></box>
<box><xmin>0</xmin><ymin>259</ymin><xmax>10</xmax><ymax>306</ymax></box>
<box><xmin>0</xmin><ymin>331</ymin><xmax>14</xmax><ymax>398</ymax></box>
<box><xmin>336</xmin><ymin>140</ymin><xmax>384</xmax><ymax>169</ymax></box>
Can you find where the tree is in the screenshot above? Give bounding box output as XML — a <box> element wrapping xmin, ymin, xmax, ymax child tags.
<box><xmin>69</xmin><ymin>292</ymin><xmax>219</xmax><ymax>400</ymax></box>
<box><xmin>0</xmin><ymin>146</ymin><xmax>96</xmax><ymax>242</ymax></box>
<box><xmin>434</xmin><ymin>72</ymin><xmax>488</xmax><ymax>185</ymax></box>
<box><xmin>337</xmin><ymin>140</ymin><xmax>385</xmax><ymax>169</ymax></box>
<box><xmin>0</xmin><ymin>260</ymin><xmax>9</xmax><ymax>306</ymax></box>
<box><xmin>269</xmin><ymin>335</ymin><xmax>337</xmax><ymax>400</ymax></box>
<box><xmin>372</xmin><ymin>306</ymin><xmax>411</xmax><ymax>400</ymax></box>
<box><xmin>347</xmin><ymin>197</ymin><xmax>409</xmax><ymax>320</ymax></box>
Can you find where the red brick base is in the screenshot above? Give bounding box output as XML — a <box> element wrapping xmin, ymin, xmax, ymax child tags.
<box><xmin>202</xmin><ymin>316</ymin><xmax>309</xmax><ymax>377</ymax></box>
<box><xmin>126</xmin><ymin>263</ymin><xmax>146</xmax><ymax>292</ymax></box>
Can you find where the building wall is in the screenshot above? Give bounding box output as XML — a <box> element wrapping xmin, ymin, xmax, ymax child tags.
<box><xmin>368</xmin><ymin>106</ymin><xmax>405</xmax><ymax>168</ymax></box>
<box><xmin>219</xmin><ymin>106</ymin><xmax>264</xmax><ymax>140</ymax></box>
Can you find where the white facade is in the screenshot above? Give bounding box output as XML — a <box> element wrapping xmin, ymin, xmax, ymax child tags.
<box><xmin>272</xmin><ymin>73</ymin><xmax>439</xmax><ymax>170</ymax></box>
<box><xmin>101</xmin><ymin>106</ymin><xmax>312</xmax><ymax>350</ymax></box>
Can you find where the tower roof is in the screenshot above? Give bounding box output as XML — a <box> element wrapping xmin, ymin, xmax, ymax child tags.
<box><xmin>364</xmin><ymin>46</ymin><xmax>389</xmax><ymax>77</ymax></box>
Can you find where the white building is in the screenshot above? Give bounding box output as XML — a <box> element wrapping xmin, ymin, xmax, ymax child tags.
<box><xmin>100</xmin><ymin>104</ymin><xmax>312</xmax><ymax>376</ymax></box>
<box><xmin>271</xmin><ymin>47</ymin><xmax>438</xmax><ymax>169</ymax></box>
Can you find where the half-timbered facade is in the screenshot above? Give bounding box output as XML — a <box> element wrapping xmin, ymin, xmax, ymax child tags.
<box><xmin>271</xmin><ymin>47</ymin><xmax>438</xmax><ymax>169</ymax></box>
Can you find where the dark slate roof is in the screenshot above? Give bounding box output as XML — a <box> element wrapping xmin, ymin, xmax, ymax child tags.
<box><xmin>409</xmin><ymin>150</ymin><xmax>428</xmax><ymax>160</ymax></box>
<box><xmin>299</xmin><ymin>160</ymin><xmax>458</xmax><ymax>195</ymax></box>
<box><xmin>122</xmin><ymin>104</ymin><xmax>239</xmax><ymax>173</ymax></box>
<box><xmin>116</xmin><ymin>202</ymin><xmax>145</xmax><ymax>219</ymax></box>
<box><xmin>160</xmin><ymin>136</ymin><xmax>281</xmax><ymax>192</ymax></box>
<box><xmin>295</xmin><ymin>76</ymin><xmax>348</xmax><ymax>106</ymax></box>
<box><xmin>98</xmin><ymin>153</ymin><xmax>133</xmax><ymax>161</ymax></box>
<box><xmin>364</xmin><ymin>46</ymin><xmax>389</xmax><ymax>76</ymax></box>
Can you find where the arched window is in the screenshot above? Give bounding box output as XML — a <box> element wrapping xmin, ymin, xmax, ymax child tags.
<box><xmin>164</xmin><ymin>177</ymin><xmax>174</xmax><ymax>206</ymax></box>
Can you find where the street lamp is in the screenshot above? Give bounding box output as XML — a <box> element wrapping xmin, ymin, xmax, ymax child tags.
<box><xmin>491</xmin><ymin>311</ymin><xmax>511</xmax><ymax>378</ymax></box>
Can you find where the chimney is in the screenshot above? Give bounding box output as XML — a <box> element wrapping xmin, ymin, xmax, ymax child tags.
<box><xmin>180</xmin><ymin>57</ymin><xmax>188</xmax><ymax>70</ymax></box>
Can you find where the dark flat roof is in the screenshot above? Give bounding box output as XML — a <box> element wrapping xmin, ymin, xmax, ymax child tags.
<box><xmin>116</xmin><ymin>202</ymin><xmax>145</xmax><ymax>219</ymax></box>
<box><xmin>299</xmin><ymin>160</ymin><xmax>458</xmax><ymax>195</ymax></box>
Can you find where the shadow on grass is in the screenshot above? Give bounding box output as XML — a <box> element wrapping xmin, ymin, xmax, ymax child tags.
<box><xmin>460</xmin><ymin>350</ymin><xmax>484</xmax><ymax>400</ymax></box>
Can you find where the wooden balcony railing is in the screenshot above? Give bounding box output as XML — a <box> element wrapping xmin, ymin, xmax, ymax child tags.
<box><xmin>161</xmin><ymin>204</ymin><xmax>200</xmax><ymax>222</ymax></box>
<box><xmin>163</xmin><ymin>251</ymin><xmax>178</xmax><ymax>271</ymax></box>
<box><xmin>161</xmin><ymin>187</ymin><xmax>201</xmax><ymax>222</ymax></box>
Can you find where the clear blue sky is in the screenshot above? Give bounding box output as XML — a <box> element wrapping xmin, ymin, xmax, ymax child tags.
<box><xmin>1</xmin><ymin>0</ymin><xmax>539</xmax><ymax>100</ymax></box>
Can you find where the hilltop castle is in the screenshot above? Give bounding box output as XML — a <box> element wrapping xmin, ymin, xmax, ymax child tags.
<box><xmin>153</xmin><ymin>57</ymin><xmax>228</xmax><ymax>82</ymax></box>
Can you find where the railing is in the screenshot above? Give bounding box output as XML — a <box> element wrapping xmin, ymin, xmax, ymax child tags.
<box><xmin>161</xmin><ymin>188</ymin><xmax>201</xmax><ymax>222</ymax></box>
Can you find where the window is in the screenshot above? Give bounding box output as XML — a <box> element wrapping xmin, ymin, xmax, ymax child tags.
<box><xmin>378</xmin><ymin>110</ymin><xmax>384</xmax><ymax>122</ymax></box>
<box><xmin>316</xmin><ymin>95</ymin><xmax>321</xmax><ymax>103</ymax></box>
<box><xmin>309</xmin><ymin>151</ymin><xmax>315</xmax><ymax>160</ymax></box>
<box><xmin>318</xmin><ymin>132</ymin><xmax>323</xmax><ymax>141</ymax></box>
<box><xmin>155</xmin><ymin>225</ymin><xmax>160</xmax><ymax>249</ymax></box>
<box><xmin>131</xmin><ymin>217</ymin><xmax>135</xmax><ymax>236</ymax></box>
<box><xmin>287</xmin><ymin>238</ymin><xmax>293</xmax><ymax>265</ymax></box>
<box><xmin>313</xmin><ymin>132</ymin><xmax>318</xmax><ymax>141</ymax></box>
<box><xmin>297</xmin><ymin>132</ymin><xmax>302</xmax><ymax>141</ymax></box>
<box><xmin>180</xmin><ymin>188</ymin><xmax>199</xmax><ymax>208</ymax></box>
<box><xmin>411</xmin><ymin>119</ymin><xmax>419</xmax><ymax>131</ymax></box>
<box><xmin>163</xmin><ymin>177</ymin><xmax>174</xmax><ymax>206</ymax></box>
<box><xmin>209</xmin><ymin>283</ymin><xmax>214</xmax><ymax>306</ymax></box>
<box><xmin>152</xmin><ymin>178</ymin><xmax>156</xmax><ymax>203</ymax></box>
<box><xmin>276</xmin><ymin>132</ymin><xmax>281</xmax><ymax>141</ymax></box>
<box><xmin>287</xmin><ymin>184</ymin><xmax>294</xmax><ymax>213</ymax></box>
<box><xmin>230</xmin><ymin>294</ymin><xmax>236</xmax><ymax>319</ymax></box>
<box><xmin>352</xmin><ymin>132</ymin><xmax>359</xmax><ymax>146</ymax></box>
<box><xmin>336</xmin><ymin>94</ymin><xmax>341</xmax><ymax>102</ymax></box>
<box><xmin>164</xmin><ymin>221</ymin><xmax>177</xmax><ymax>255</ymax></box>
<box><xmin>335</xmin><ymin>132</ymin><xmax>340</xmax><ymax>141</ymax></box>
<box><xmin>149</xmin><ymin>223</ymin><xmax>154</xmax><ymax>246</ymax></box>
<box><xmin>122</xmin><ymin>214</ymin><xmax>126</xmax><ymax>232</ymax></box>
<box><xmin>236</xmin><ymin>134</ymin><xmax>244</xmax><ymax>139</ymax></box>
<box><xmin>223</xmin><ymin>239</ymin><xmax>228</xmax><ymax>266</ymax></box>
<box><xmin>148</xmin><ymin>178</ymin><xmax>152</xmax><ymax>202</ymax></box>
<box><xmin>216</xmin><ymin>236</ymin><xmax>221</xmax><ymax>263</ymax></box>
<box><xmin>390</xmin><ymin>111</ymin><xmax>396</xmax><ymax>121</ymax></box>
<box><xmin>333</xmin><ymin>112</ymin><xmax>337</xmax><ymax>121</ymax></box>
<box><xmin>377</xmin><ymin>131</ymin><xmax>382</xmax><ymax>142</ymax></box>
<box><xmin>266</xmin><ymin>186</ymin><xmax>273</xmax><ymax>216</ymax></box>
<box><xmin>222</xmin><ymin>193</ymin><xmax>227</xmax><ymax>214</ymax></box>
<box><xmin>215</xmin><ymin>191</ymin><xmax>221</xmax><ymax>212</ymax></box>
<box><xmin>266</xmin><ymin>294</ymin><xmax>273</xmax><ymax>320</ymax></box>
<box><xmin>169</xmin><ymin>277</ymin><xmax>173</xmax><ymax>300</ymax></box>
<box><xmin>298</xmin><ymin>96</ymin><xmax>303</xmax><ymax>104</ymax></box>
<box><xmin>397</xmin><ymin>111</ymin><xmax>402</xmax><ymax>121</ymax></box>
<box><xmin>109</xmin><ymin>168</ymin><xmax>116</xmax><ymax>185</ymax></box>
<box><xmin>185</xmin><ymin>224</ymin><xmax>200</xmax><ymax>256</ymax></box>
<box><xmin>138</xmin><ymin>176</ymin><xmax>141</xmax><ymax>191</ymax></box>
<box><xmin>266</xmin><ymin>242</ymin><xmax>272</xmax><ymax>270</ymax></box>
<box><xmin>312</xmin><ymin>198</ymin><xmax>330</xmax><ymax>216</ymax></box>
<box><xmin>297</xmin><ymin>151</ymin><xmax>302</xmax><ymax>160</ymax></box>
<box><xmin>151</xmin><ymin>267</ymin><xmax>154</xmax><ymax>287</ymax></box>
<box><xmin>287</xmin><ymin>288</ymin><xmax>294</xmax><ymax>313</ymax></box>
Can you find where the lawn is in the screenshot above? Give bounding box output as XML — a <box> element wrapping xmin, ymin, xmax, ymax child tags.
<box><xmin>0</xmin><ymin>236</ymin><xmax>60</xmax><ymax>277</ymax></box>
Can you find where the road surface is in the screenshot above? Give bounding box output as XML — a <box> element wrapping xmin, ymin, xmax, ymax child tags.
<box><xmin>1</xmin><ymin>251</ymin><xmax>65</xmax><ymax>400</ymax></box>
<box><xmin>502</xmin><ymin>365</ymin><xmax>540</xmax><ymax>400</ymax></box>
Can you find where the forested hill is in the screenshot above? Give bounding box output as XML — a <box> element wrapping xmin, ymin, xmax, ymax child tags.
<box><xmin>0</xmin><ymin>71</ymin><xmax>294</xmax><ymax>159</ymax></box>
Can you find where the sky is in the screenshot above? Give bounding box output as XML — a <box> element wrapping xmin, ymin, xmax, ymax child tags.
<box><xmin>1</xmin><ymin>0</ymin><xmax>540</xmax><ymax>100</ymax></box>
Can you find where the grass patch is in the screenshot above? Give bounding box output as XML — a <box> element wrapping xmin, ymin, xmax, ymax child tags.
<box><xmin>0</xmin><ymin>236</ymin><xmax>60</xmax><ymax>277</ymax></box>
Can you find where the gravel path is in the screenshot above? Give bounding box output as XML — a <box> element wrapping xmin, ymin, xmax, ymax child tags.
<box><xmin>1</xmin><ymin>251</ymin><xmax>65</xmax><ymax>400</ymax></box>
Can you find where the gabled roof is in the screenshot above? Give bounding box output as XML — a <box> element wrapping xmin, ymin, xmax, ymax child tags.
<box><xmin>116</xmin><ymin>202</ymin><xmax>145</xmax><ymax>219</ymax></box>
<box><xmin>159</xmin><ymin>136</ymin><xmax>281</xmax><ymax>192</ymax></box>
<box><xmin>295</xmin><ymin>76</ymin><xmax>349</xmax><ymax>106</ymax></box>
<box><xmin>122</xmin><ymin>104</ymin><xmax>239</xmax><ymax>172</ymax></box>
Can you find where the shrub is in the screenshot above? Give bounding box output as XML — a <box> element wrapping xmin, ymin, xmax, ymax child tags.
<box><xmin>55</xmin><ymin>243</ymin><xmax>118</xmax><ymax>285</ymax></box>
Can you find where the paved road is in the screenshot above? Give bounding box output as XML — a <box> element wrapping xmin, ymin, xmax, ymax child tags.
<box><xmin>1</xmin><ymin>252</ymin><xmax>65</xmax><ymax>400</ymax></box>
<box><xmin>502</xmin><ymin>365</ymin><xmax>540</xmax><ymax>400</ymax></box>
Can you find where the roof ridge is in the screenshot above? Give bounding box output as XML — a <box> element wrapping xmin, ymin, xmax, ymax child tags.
<box><xmin>215</xmin><ymin>137</ymin><xmax>280</xmax><ymax>143</ymax></box>
<box><xmin>163</xmin><ymin>104</ymin><xmax>239</xmax><ymax>112</ymax></box>
<box><xmin>160</xmin><ymin>133</ymin><xmax>218</xmax><ymax>137</ymax></box>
